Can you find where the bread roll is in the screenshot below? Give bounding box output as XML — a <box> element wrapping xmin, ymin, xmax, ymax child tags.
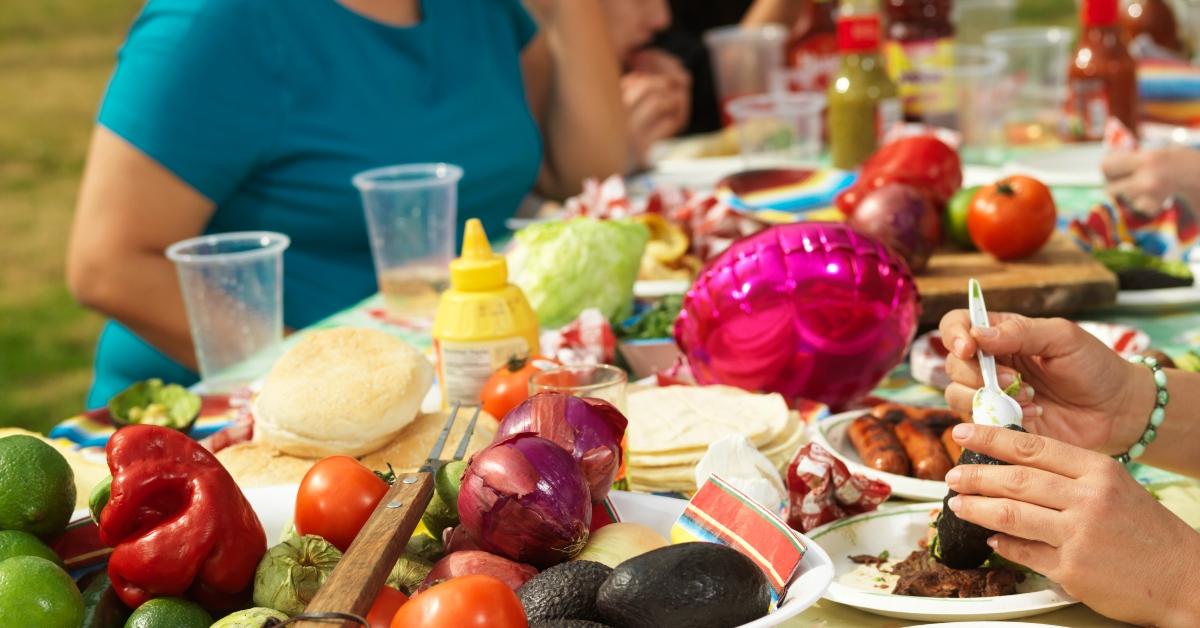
<box><xmin>253</xmin><ymin>328</ymin><xmax>434</xmax><ymax>457</ymax></box>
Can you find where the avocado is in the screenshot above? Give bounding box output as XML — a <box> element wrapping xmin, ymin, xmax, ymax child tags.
<box><xmin>936</xmin><ymin>424</ymin><xmax>1026</xmax><ymax>569</ymax></box>
<box><xmin>596</xmin><ymin>542</ymin><xmax>769</xmax><ymax>628</ymax></box>
<box><xmin>530</xmin><ymin>621</ymin><xmax>613</xmax><ymax>628</ymax></box>
<box><xmin>79</xmin><ymin>571</ymin><xmax>131</xmax><ymax>628</ymax></box>
<box><xmin>519</xmin><ymin>560</ymin><xmax>612</xmax><ymax>622</ymax></box>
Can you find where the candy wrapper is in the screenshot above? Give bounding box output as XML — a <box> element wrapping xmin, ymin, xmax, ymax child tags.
<box><xmin>786</xmin><ymin>443</ymin><xmax>891</xmax><ymax>533</ymax></box>
<box><xmin>540</xmin><ymin>308</ymin><xmax>617</xmax><ymax>366</ymax></box>
<box><xmin>562</xmin><ymin>175</ymin><xmax>774</xmax><ymax>264</ymax></box>
<box><xmin>672</xmin><ymin>475</ymin><xmax>808</xmax><ymax>606</ymax></box>
<box><xmin>1068</xmin><ymin>194</ymin><xmax>1199</xmax><ymax>261</ymax></box>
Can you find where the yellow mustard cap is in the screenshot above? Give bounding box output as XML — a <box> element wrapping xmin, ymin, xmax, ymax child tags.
<box><xmin>450</xmin><ymin>218</ymin><xmax>507</xmax><ymax>291</ymax></box>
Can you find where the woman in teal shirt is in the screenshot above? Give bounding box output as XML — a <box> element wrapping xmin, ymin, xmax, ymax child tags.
<box><xmin>67</xmin><ymin>0</ymin><xmax>626</xmax><ymax>407</ymax></box>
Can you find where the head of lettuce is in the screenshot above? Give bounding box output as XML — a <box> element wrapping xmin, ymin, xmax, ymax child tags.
<box><xmin>508</xmin><ymin>218</ymin><xmax>649</xmax><ymax>329</ymax></box>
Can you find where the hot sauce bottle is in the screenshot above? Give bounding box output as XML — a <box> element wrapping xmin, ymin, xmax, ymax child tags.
<box><xmin>1121</xmin><ymin>0</ymin><xmax>1186</xmax><ymax>57</ymax></box>
<box><xmin>828</xmin><ymin>0</ymin><xmax>901</xmax><ymax>169</ymax></box>
<box><xmin>883</xmin><ymin>0</ymin><xmax>956</xmax><ymax>126</ymax></box>
<box><xmin>1067</xmin><ymin>0</ymin><xmax>1139</xmax><ymax>141</ymax></box>
<box><xmin>787</xmin><ymin>0</ymin><xmax>840</xmax><ymax>90</ymax></box>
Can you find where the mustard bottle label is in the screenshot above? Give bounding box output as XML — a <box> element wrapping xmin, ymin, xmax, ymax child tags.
<box><xmin>436</xmin><ymin>336</ymin><xmax>531</xmax><ymax>406</ymax></box>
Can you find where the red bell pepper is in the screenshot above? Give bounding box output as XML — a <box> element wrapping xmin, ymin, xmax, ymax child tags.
<box><xmin>99</xmin><ymin>425</ymin><xmax>266</xmax><ymax>611</ymax></box>
<box><xmin>836</xmin><ymin>136</ymin><xmax>962</xmax><ymax>215</ymax></box>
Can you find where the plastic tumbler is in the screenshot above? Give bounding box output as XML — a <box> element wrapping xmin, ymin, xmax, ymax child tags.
<box><xmin>704</xmin><ymin>25</ymin><xmax>788</xmax><ymax>125</ymax></box>
<box><xmin>725</xmin><ymin>92</ymin><xmax>826</xmax><ymax>168</ymax></box>
<box><xmin>166</xmin><ymin>231</ymin><xmax>289</xmax><ymax>391</ymax></box>
<box><xmin>353</xmin><ymin>163</ymin><xmax>463</xmax><ymax>321</ymax></box>
<box><xmin>984</xmin><ymin>28</ymin><xmax>1072</xmax><ymax>147</ymax></box>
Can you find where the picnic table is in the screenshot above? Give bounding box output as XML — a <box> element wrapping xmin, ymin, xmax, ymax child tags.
<box><xmin>50</xmin><ymin>162</ymin><xmax>1200</xmax><ymax>626</ymax></box>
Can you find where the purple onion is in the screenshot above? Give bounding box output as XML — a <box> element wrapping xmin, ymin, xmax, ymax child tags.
<box><xmin>495</xmin><ymin>393</ymin><xmax>628</xmax><ymax>501</ymax></box>
<box><xmin>458</xmin><ymin>434</ymin><xmax>592</xmax><ymax>568</ymax></box>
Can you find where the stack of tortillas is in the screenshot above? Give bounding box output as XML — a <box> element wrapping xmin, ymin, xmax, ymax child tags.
<box><xmin>624</xmin><ymin>386</ymin><xmax>807</xmax><ymax>494</ymax></box>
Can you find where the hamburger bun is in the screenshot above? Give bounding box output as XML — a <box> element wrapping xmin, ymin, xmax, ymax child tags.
<box><xmin>360</xmin><ymin>408</ymin><xmax>497</xmax><ymax>472</ymax></box>
<box><xmin>253</xmin><ymin>328</ymin><xmax>434</xmax><ymax>458</ymax></box>
<box><xmin>214</xmin><ymin>442</ymin><xmax>318</xmax><ymax>487</ymax></box>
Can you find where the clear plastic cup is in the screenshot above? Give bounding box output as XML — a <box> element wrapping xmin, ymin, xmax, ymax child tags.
<box><xmin>984</xmin><ymin>28</ymin><xmax>1072</xmax><ymax>147</ymax></box>
<box><xmin>953</xmin><ymin>0</ymin><xmax>1017</xmax><ymax>45</ymax></box>
<box><xmin>725</xmin><ymin>92</ymin><xmax>826</xmax><ymax>168</ymax></box>
<box><xmin>353</xmin><ymin>163</ymin><xmax>463</xmax><ymax>322</ymax></box>
<box><xmin>704</xmin><ymin>25</ymin><xmax>788</xmax><ymax>124</ymax></box>
<box><xmin>906</xmin><ymin>45</ymin><xmax>1008</xmax><ymax>159</ymax></box>
<box><xmin>166</xmin><ymin>231</ymin><xmax>290</xmax><ymax>391</ymax></box>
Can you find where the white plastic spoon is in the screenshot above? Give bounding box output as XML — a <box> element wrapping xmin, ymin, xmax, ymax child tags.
<box><xmin>968</xmin><ymin>278</ymin><xmax>1023</xmax><ymax>427</ymax></box>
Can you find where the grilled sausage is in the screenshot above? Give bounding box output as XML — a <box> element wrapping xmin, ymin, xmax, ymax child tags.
<box><xmin>941</xmin><ymin>427</ymin><xmax>963</xmax><ymax>464</ymax></box>
<box><xmin>894</xmin><ymin>419</ymin><xmax>954</xmax><ymax>481</ymax></box>
<box><xmin>871</xmin><ymin>403</ymin><xmax>963</xmax><ymax>434</ymax></box>
<box><xmin>848</xmin><ymin>416</ymin><xmax>910</xmax><ymax>476</ymax></box>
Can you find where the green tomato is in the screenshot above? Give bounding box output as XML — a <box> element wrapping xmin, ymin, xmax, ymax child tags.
<box><xmin>945</xmin><ymin>186</ymin><xmax>979</xmax><ymax>250</ymax></box>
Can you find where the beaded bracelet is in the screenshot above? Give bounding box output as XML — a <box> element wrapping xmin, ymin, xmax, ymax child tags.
<box><xmin>1115</xmin><ymin>355</ymin><xmax>1170</xmax><ymax>464</ymax></box>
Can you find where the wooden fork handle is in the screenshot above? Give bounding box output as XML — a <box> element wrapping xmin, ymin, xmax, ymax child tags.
<box><xmin>294</xmin><ymin>471</ymin><xmax>434</xmax><ymax>627</ymax></box>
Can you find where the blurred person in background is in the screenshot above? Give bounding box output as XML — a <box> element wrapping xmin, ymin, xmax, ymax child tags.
<box><xmin>597</xmin><ymin>0</ymin><xmax>690</xmax><ymax>169</ymax></box>
<box><xmin>1102</xmin><ymin>146</ymin><xmax>1200</xmax><ymax>216</ymax></box>
<box><xmin>66</xmin><ymin>0</ymin><xmax>627</xmax><ymax>408</ymax></box>
<box><xmin>655</xmin><ymin>0</ymin><xmax>809</xmax><ymax>134</ymax></box>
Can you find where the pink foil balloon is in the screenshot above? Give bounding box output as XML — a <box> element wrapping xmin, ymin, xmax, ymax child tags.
<box><xmin>675</xmin><ymin>223</ymin><xmax>919</xmax><ymax>407</ymax></box>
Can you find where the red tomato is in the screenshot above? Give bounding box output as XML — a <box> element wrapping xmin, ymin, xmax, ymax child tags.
<box><xmin>479</xmin><ymin>355</ymin><xmax>556</xmax><ymax>420</ymax></box>
<box><xmin>390</xmin><ymin>575</ymin><xmax>527</xmax><ymax>628</ymax></box>
<box><xmin>295</xmin><ymin>456</ymin><xmax>388</xmax><ymax>551</ymax></box>
<box><xmin>367</xmin><ymin>586</ymin><xmax>409</xmax><ymax>628</ymax></box>
<box><xmin>967</xmin><ymin>175</ymin><xmax>1057</xmax><ymax>261</ymax></box>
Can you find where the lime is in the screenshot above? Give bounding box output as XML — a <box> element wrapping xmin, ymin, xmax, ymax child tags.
<box><xmin>945</xmin><ymin>186</ymin><xmax>979</xmax><ymax>250</ymax></box>
<box><xmin>125</xmin><ymin>597</ymin><xmax>212</xmax><ymax>628</ymax></box>
<box><xmin>89</xmin><ymin>476</ymin><xmax>112</xmax><ymax>525</ymax></box>
<box><xmin>0</xmin><ymin>435</ymin><xmax>76</xmax><ymax>540</ymax></box>
<box><xmin>0</xmin><ymin>529</ymin><xmax>62</xmax><ymax>567</ymax></box>
<box><xmin>0</xmin><ymin>555</ymin><xmax>84</xmax><ymax>628</ymax></box>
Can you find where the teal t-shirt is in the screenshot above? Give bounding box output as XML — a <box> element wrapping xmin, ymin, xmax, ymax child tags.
<box><xmin>87</xmin><ymin>0</ymin><xmax>542</xmax><ymax>408</ymax></box>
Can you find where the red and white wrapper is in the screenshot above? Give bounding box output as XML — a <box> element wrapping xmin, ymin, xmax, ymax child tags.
<box><xmin>562</xmin><ymin>175</ymin><xmax>771</xmax><ymax>263</ymax></box>
<box><xmin>540</xmin><ymin>308</ymin><xmax>617</xmax><ymax>366</ymax></box>
<box><xmin>786</xmin><ymin>443</ymin><xmax>891</xmax><ymax>533</ymax></box>
<box><xmin>1104</xmin><ymin>117</ymin><xmax>1138</xmax><ymax>152</ymax></box>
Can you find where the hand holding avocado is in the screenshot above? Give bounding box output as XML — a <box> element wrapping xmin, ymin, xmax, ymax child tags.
<box><xmin>941</xmin><ymin>423</ymin><xmax>1200</xmax><ymax>628</ymax></box>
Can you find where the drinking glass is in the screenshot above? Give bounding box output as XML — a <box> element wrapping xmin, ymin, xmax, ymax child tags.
<box><xmin>166</xmin><ymin>231</ymin><xmax>289</xmax><ymax>392</ymax></box>
<box><xmin>529</xmin><ymin>364</ymin><xmax>628</xmax><ymax>412</ymax></box>
<box><xmin>353</xmin><ymin>163</ymin><xmax>462</xmax><ymax>322</ymax></box>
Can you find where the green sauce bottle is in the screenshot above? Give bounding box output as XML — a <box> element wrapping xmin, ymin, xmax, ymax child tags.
<box><xmin>828</xmin><ymin>0</ymin><xmax>901</xmax><ymax>170</ymax></box>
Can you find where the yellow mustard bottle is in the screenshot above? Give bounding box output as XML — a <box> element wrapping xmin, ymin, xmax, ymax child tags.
<box><xmin>433</xmin><ymin>218</ymin><xmax>540</xmax><ymax>407</ymax></box>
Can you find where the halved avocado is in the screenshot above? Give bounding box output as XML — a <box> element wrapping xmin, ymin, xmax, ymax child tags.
<box><xmin>936</xmin><ymin>424</ymin><xmax>1027</xmax><ymax>569</ymax></box>
<box><xmin>107</xmin><ymin>378</ymin><xmax>202</xmax><ymax>432</ymax></box>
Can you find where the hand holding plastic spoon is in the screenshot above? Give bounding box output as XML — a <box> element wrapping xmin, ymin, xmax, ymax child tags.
<box><xmin>966</xmin><ymin>279</ymin><xmax>1023</xmax><ymax>427</ymax></box>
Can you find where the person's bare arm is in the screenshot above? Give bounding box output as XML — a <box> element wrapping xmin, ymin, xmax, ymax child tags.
<box><xmin>522</xmin><ymin>0</ymin><xmax>628</xmax><ymax>199</ymax></box>
<box><xmin>67</xmin><ymin>126</ymin><xmax>214</xmax><ymax>369</ymax></box>
<box><xmin>741</xmin><ymin>0</ymin><xmax>807</xmax><ymax>27</ymax></box>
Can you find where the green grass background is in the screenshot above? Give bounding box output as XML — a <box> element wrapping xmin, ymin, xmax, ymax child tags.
<box><xmin>0</xmin><ymin>0</ymin><xmax>1074</xmax><ymax>434</ymax></box>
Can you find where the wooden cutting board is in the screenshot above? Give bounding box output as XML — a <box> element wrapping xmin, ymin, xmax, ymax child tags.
<box><xmin>915</xmin><ymin>232</ymin><xmax>1118</xmax><ymax>325</ymax></box>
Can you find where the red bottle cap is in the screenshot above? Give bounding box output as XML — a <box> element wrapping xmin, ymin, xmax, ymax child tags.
<box><xmin>837</xmin><ymin>15</ymin><xmax>882</xmax><ymax>52</ymax></box>
<box><xmin>1082</xmin><ymin>0</ymin><xmax>1118</xmax><ymax>26</ymax></box>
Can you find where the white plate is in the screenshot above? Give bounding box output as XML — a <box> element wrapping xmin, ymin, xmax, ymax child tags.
<box><xmin>909</xmin><ymin>622</ymin><xmax>1061</xmax><ymax>627</ymax></box>
<box><xmin>1003</xmin><ymin>143</ymin><xmax>1105</xmax><ymax>187</ymax></box>
<box><xmin>237</xmin><ymin>485</ymin><xmax>835</xmax><ymax>628</ymax></box>
<box><xmin>810</xmin><ymin>410</ymin><xmax>949</xmax><ymax>501</ymax></box>
<box><xmin>633</xmin><ymin>279</ymin><xmax>691</xmax><ymax>299</ymax></box>
<box><xmin>1112</xmin><ymin>263</ymin><xmax>1200</xmax><ymax>311</ymax></box>
<box><xmin>808</xmin><ymin>503</ymin><xmax>1076</xmax><ymax>622</ymax></box>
